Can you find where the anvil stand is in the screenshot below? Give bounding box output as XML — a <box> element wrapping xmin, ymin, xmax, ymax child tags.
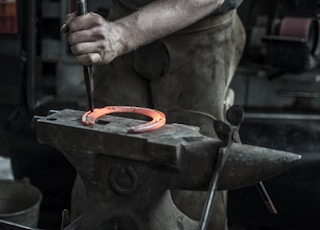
<box><xmin>32</xmin><ymin>109</ymin><xmax>300</xmax><ymax>230</ymax></box>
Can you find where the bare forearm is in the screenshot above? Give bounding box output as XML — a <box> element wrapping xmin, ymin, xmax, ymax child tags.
<box><xmin>115</xmin><ymin>0</ymin><xmax>225</xmax><ymax>54</ymax></box>
<box><xmin>63</xmin><ymin>0</ymin><xmax>225</xmax><ymax>65</ymax></box>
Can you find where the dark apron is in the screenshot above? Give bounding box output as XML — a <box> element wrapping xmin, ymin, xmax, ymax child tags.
<box><xmin>80</xmin><ymin>4</ymin><xmax>247</xmax><ymax>230</ymax></box>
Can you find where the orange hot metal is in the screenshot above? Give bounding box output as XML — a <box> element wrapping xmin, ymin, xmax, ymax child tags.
<box><xmin>82</xmin><ymin>106</ymin><xmax>166</xmax><ymax>134</ymax></box>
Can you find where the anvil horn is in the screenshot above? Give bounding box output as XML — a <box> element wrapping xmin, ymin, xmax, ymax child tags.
<box><xmin>172</xmin><ymin>139</ymin><xmax>300</xmax><ymax>191</ymax></box>
<box><xmin>220</xmin><ymin>143</ymin><xmax>301</xmax><ymax>190</ymax></box>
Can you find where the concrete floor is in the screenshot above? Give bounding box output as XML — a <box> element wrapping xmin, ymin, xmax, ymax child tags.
<box><xmin>0</xmin><ymin>156</ymin><xmax>13</xmax><ymax>180</ymax></box>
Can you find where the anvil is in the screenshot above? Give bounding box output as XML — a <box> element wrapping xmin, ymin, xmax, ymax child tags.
<box><xmin>32</xmin><ymin>109</ymin><xmax>300</xmax><ymax>230</ymax></box>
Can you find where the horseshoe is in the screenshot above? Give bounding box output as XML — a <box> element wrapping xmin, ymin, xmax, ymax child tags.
<box><xmin>82</xmin><ymin>106</ymin><xmax>166</xmax><ymax>134</ymax></box>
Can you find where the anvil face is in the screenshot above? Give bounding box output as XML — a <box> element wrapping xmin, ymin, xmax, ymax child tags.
<box><xmin>32</xmin><ymin>109</ymin><xmax>300</xmax><ymax>230</ymax></box>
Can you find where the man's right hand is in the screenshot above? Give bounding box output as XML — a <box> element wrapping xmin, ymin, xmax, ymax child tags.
<box><xmin>61</xmin><ymin>12</ymin><xmax>123</xmax><ymax>66</ymax></box>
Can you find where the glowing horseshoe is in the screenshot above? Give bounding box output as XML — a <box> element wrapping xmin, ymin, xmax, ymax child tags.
<box><xmin>82</xmin><ymin>106</ymin><xmax>166</xmax><ymax>134</ymax></box>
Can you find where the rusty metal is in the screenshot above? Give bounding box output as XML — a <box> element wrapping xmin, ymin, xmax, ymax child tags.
<box><xmin>32</xmin><ymin>109</ymin><xmax>301</xmax><ymax>230</ymax></box>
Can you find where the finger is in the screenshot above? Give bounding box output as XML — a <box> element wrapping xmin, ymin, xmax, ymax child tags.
<box><xmin>76</xmin><ymin>53</ymin><xmax>102</xmax><ymax>66</ymax></box>
<box><xmin>69</xmin><ymin>12</ymin><xmax>105</xmax><ymax>32</ymax></box>
<box><xmin>60</xmin><ymin>23</ymin><xmax>69</xmax><ymax>33</ymax></box>
<box><xmin>70</xmin><ymin>41</ymin><xmax>107</xmax><ymax>56</ymax></box>
<box><xmin>66</xmin><ymin>12</ymin><xmax>77</xmax><ymax>22</ymax></box>
<box><xmin>68</xmin><ymin>29</ymin><xmax>97</xmax><ymax>45</ymax></box>
<box><xmin>68</xmin><ymin>24</ymin><xmax>109</xmax><ymax>46</ymax></box>
<box><xmin>60</xmin><ymin>13</ymin><xmax>77</xmax><ymax>33</ymax></box>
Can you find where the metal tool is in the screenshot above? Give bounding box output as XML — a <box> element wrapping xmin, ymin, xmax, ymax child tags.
<box><xmin>199</xmin><ymin>120</ymin><xmax>233</xmax><ymax>230</ymax></box>
<box><xmin>60</xmin><ymin>209</ymin><xmax>70</xmax><ymax>230</ymax></box>
<box><xmin>0</xmin><ymin>219</ymin><xmax>40</xmax><ymax>230</ymax></box>
<box><xmin>83</xmin><ymin>66</ymin><xmax>94</xmax><ymax>112</ymax></box>
<box><xmin>199</xmin><ymin>105</ymin><xmax>278</xmax><ymax>230</ymax></box>
<box><xmin>198</xmin><ymin>105</ymin><xmax>244</xmax><ymax>230</ymax></box>
<box><xmin>76</xmin><ymin>0</ymin><xmax>94</xmax><ymax>112</ymax></box>
<box><xmin>32</xmin><ymin>109</ymin><xmax>300</xmax><ymax>230</ymax></box>
<box><xmin>226</xmin><ymin>105</ymin><xmax>278</xmax><ymax>214</ymax></box>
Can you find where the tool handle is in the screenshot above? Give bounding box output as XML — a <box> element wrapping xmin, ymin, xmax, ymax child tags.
<box><xmin>76</xmin><ymin>0</ymin><xmax>87</xmax><ymax>16</ymax></box>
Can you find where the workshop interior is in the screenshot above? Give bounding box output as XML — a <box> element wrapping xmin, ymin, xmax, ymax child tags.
<box><xmin>0</xmin><ymin>0</ymin><xmax>319</xmax><ymax>229</ymax></box>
